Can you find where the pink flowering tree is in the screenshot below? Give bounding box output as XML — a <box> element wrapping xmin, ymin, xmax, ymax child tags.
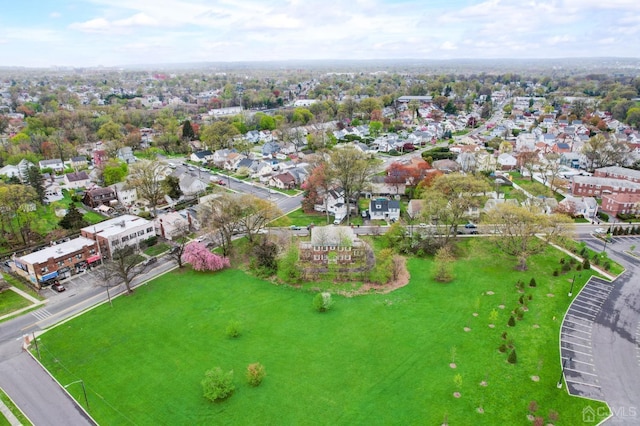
<box><xmin>182</xmin><ymin>242</ymin><xmax>230</xmax><ymax>272</ymax></box>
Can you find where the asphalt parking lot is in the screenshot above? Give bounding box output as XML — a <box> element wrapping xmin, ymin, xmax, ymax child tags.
<box><xmin>561</xmin><ymin>276</ymin><xmax>615</xmax><ymax>401</ymax></box>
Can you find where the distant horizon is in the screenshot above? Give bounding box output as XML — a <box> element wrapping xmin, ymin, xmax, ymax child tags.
<box><xmin>2</xmin><ymin>1</ymin><xmax>639</xmax><ymax>68</ymax></box>
<box><xmin>2</xmin><ymin>57</ymin><xmax>640</xmax><ymax>72</ymax></box>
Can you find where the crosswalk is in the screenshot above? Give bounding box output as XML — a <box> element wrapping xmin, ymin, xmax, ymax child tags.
<box><xmin>31</xmin><ymin>308</ymin><xmax>52</xmax><ymax>321</ymax></box>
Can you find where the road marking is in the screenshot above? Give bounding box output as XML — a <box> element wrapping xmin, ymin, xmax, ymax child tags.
<box><xmin>566</xmin><ymin>379</ymin><xmax>602</xmax><ymax>389</ymax></box>
<box><xmin>565</xmin><ymin>358</ymin><xmax>595</xmax><ymax>367</ymax></box>
<box><xmin>31</xmin><ymin>309</ymin><xmax>52</xmax><ymax>321</ymax></box>
<box><xmin>561</xmin><ymin>347</ymin><xmax>593</xmax><ymax>357</ymax></box>
<box><xmin>562</xmin><ymin>334</ymin><xmax>592</xmax><ymax>343</ymax></box>
<box><xmin>562</xmin><ymin>325</ymin><xmax>592</xmax><ymax>336</ymax></box>
<box><xmin>565</xmin><ymin>368</ymin><xmax>599</xmax><ymax>377</ymax></box>
<box><xmin>562</xmin><ymin>340</ymin><xmax>593</xmax><ymax>349</ymax></box>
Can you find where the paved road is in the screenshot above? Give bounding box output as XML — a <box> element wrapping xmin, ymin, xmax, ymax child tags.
<box><xmin>570</xmin><ymin>234</ymin><xmax>640</xmax><ymax>424</ymax></box>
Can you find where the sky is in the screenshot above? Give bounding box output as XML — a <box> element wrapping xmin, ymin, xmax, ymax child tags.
<box><xmin>1</xmin><ymin>0</ymin><xmax>639</xmax><ymax>68</ymax></box>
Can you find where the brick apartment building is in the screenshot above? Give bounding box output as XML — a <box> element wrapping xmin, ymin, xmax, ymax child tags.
<box><xmin>570</xmin><ymin>175</ymin><xmax>640</xmax><ymax>197</ymax></box>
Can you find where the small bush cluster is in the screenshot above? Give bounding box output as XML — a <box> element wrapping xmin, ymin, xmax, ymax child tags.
<box><xmin>313</xmin><ymin>292</ymin><xmax>333</xmax><ymax>312</ymax></box>
<box><xmin>246</xmin><ymin>363</ymin><xmax>266</xmax><ymax>387</ymax></box>
<box><xmin>226</xmin><ymin>320</ymin><xmax>242</xmax><ymax>338</ymax></box>
<box><xmin>202</xmin><ymin>368</ymin><xmax>235</xmax><ymax>402</ymax></box>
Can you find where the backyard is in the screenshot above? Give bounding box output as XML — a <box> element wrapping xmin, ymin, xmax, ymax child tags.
<box><xmin>34</xmin><ymin>241</ymin><xmax>608</xmax><ymax>425</ymax></box>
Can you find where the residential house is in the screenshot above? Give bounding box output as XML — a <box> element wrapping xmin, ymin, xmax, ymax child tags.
<box><xmin>314</xmin><ymin>188</ymin><xmax>345</xmax><ymax>214</ymax></box>
<box><xmin>12</xmin><ymin>237</ymin><xmax>99</xmax><ymax>287</ymax></box>
<box><xmin>497</xmin><ymin>153</ymin><xmax>518</xmax><ymax>170</ymax></box>
<box><xmin>212</xmin><ymin>149</ymin><xmax>232</xmax><ymax>167</ymax></box>
<box><xmin>369</xmin><ymin>198</ymin><xmax>400</xmax><ymax>222</ymax></box>
<box><xmin>368</xmin><ymin>175</ymin><xmax>405</xmax><ymax>197</ymax></box>
<box><xmin>178</xmin><ymin>172</ymin><xmax>208</xmax><ymax>197</ymax></box>
<box><xmin>432</xmin><ymin>159</ymin><xmax>461</xmax><ymax>173</ymax></box>
<box><xmin>269</xmin><ymin>172</ymin><xmax>297</xmax><ymax>190</ymax></box>
<box><xmin>571</xmin><ymin>176</ymin><xmax>640</xmax><ymax>197</ymax></box>
<box><xmin>0</xmin><ymin>164</ymin><xmax>21</xmax><ymax>180</ymax></box>
<box><xmin>155</xmin><ymin>210</ymin><xmax>199</xmax><ymax>240</ymax></box>
<box><xmin>117</xmin><ymin>147</ymin><xmax>137</xmax><ymax>164</ymax></box>
<box><xmin>83</xmin><ymin>186</ymin><xmax>118</xmax><ymax>208</ymax></box>
<box><xmin>601</xmin><ymin>193</ymin><xmax>640</xmax><ymax>217</ymax></box>
<box><xmin>262</xmin><ymin>141</ymin><xmax>281</xmax><ymax>157</ymax></box>
<box><xmin>236</xmin><ymin>158</ymin><xmax>255</xmax><ymax>172</ymax></box>
<box><xmin>92</xmin><ymin>150</ymin><xmax>108</xmax><ymax>167</ymax></box>
<box><xmin>249</xmin><ymin>161</ymin><xmax>274</xmax><ymax>179</ymax></box>
<box><xmin>17</xmin><ymin>159</ymin><xmax>34</xmax><ymax>181</ymax></box>
<box><xmin>43</xmin><ymin>180</ymin><xmax>64</xmax><ymax>204</ymax></box>
<box><xmin>64</xmin><ymin>171</ymin><xmax>91</xmax><ymax>189</ymax></box>
<box><xmin>80</xmin><ymin>215</ymin><xmax>154</xmax><ymax>259</ymax></box>
<box><xmin>223</xmin><ymin>153</ymin><xmax>246</xmax><ymax>171</ymax></box>
<box><xmin>68</xmin><ymin>156</ymin><xmax>89</xmax><ymax>169</ymax></box>
<box><xmin>39</xmin><ymin>159</ymin><xmax>65</xmax><ymax>173</ymax></box>
<box><xmin>553</xmin><ymin>142</ymin><xmax>571</xmax><ymax>154</ymax></box>
<box><xmin>111</xmin><ymin>182</ymin><xmax>138</xmax><ymax>210</ymax></box>
<box><xmin>558</xmin><ymin>196</ymin><xmax>598</xmax><ymax>219</ymax></box>
<box><xmin>190</xmin><ymin>150</ymin><xmax>214</xmax><ymax>164</ymax></box>
<box><xmin>298</xmin><ymin>226</ymin><xmax>366</xmax><ymax>265</ymax></box>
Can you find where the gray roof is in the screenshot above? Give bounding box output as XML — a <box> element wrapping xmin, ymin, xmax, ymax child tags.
<box><xmin>19</xmin><ymin>237</ymin><xmax>96</xmax><ymax>264</ymax></box>
<box><xmin>81</xmin><ymin>215</ymin><xmax>151</xmax><ymax>238</ymax></box>
<box><xmin>370</xmin><ymin>198</ymin><xmax>399</xmax><ymax>213</ymax></box>
<box><xmin>572</xmin><ymin>175</ymin><xmax>640</xmax><ymax>189</ymax></box>
<box><xmin>596</xmin><ymin>166</ymin><xmax>640</xmax><ymax>181</ymax></box>
<box><xmin>310</xmin><ymin>226</ymin><xmax>357</xmax><ymax>246</ymax></box>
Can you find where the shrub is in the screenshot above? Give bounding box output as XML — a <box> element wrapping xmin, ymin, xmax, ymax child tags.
<box><xmin>507</xmin><ymin>316</ymin><xmax>516</xmax><ymax>327</ymax></box>
<box><xmin>569</xmin><ymin>257</ymin><xmax>577</xmax><ymax>265</ymax></box>
<box><xmin>246</xmin><ymin>362</ymin><xmax>266</xmax><ymax>387</ymax></box>
<box><xmin>518</xmin><ymin>295</ymin><xmax>524</xmax><ymax>305</ymax></box>
<box><xmin>507</xmin><ymin>348</ymin><xmax>517</xmax><ymax>364</ymax></box>
<box><xmin>559</xmin><ymin>257</ymin><xmax>565</xmax><ymax>264</ymax></box>
<box><xmin>604</xmin><ymin>262</ymin><xmax>611</xmax><ymax>271</ymax></box>
<box><xmin>501</xmin><ymin>331</ymin><xmax>507</xmax><ymax>340</ymax></box>
<box><xmin>528</xmin><ymin>400</ymin><xmax>538</xmax><ymax>413</ymax></box>
<box><xmin>548</xmin><ymin>410</ymin><xmax>559</xmax><ymax>422</ymax></box>
<box><xmin>529</xmin><ymin>278</ymin><xmax>536</xmax><ymax>287</ymax></box>
<box><xmin>528</xmin><ymin>294</ymin><xmax>533</xmax><ymax>301</ymax></box>
<box><xmin>552</xmin><ymin>269</ymin><xmax>559</xmax><ymax>276</ymax></box>
<box><xmin>561</xmin><ymin>262</ymin><xmax>571</xmax><ymax>272</ymax></box>
<box><xmin>202</xmin><ymin>368</ymin><xmax>235</xmax><ymax>402</ymax></box>
<box><xmin>142</xmin><ymin>235</ymin><xmax>158</xmax><ymax>248</ymax></box>
<box><xmin>576</xmin><ymin>264</ymin><xmax>582</xmax><ymax>271</ymax></box>
<box><xmin>498</xmin><ymin>343</ymin><xmax>507</xmax><ymax>353</ymax></box>
<box><xmin>226</xmin><ymin>320</ymin><xmax>242</xmax><ymax>338</ymax></box>
<box><xmin>583</xmin><ymin>259</ymin><xmax>590</xmax><ymax>269</ymax></box>
<box><xmin>313</xmin><ymin>292</ymin><xmax>333</xmax><ymax>312</ymax></box>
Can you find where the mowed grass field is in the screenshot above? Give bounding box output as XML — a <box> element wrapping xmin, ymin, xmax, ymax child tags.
<box><xmin>35</xmin><ymin>241</ymin><xmax>609</xmax><ymax>425</ymax></box>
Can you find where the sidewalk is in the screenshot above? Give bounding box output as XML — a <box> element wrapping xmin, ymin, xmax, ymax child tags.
<box><xmin>0</xmin><ymin>395</ymin><xmax>22</xmax><ymax>426</ymax></box>
<box><xmin>0</xmin><ymin>288</ymin><xmax>45</xmax><ymax>322</ymax></box>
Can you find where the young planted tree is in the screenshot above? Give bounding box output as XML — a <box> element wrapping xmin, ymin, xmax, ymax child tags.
<box><xmin>433</xmin><ymin>245</ymin><xmax>455</xmax><ymax>283</ymax></box>
<box><xmin>182</xmin><ymin>242</ymin><xmax>230</xmax><ymax>272</ymax></box>
<box><xmin>202</xmin><ymin>368</ymin><xmax>234</xmax><ymax>402</ymax></box>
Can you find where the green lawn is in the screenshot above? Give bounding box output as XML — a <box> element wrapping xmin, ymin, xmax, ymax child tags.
<box><xmin>1</xmin><ymin>274</ymin><xmax>42</xmax><ymax>301</ymax></box>
<box><xmin>0</xmin><ymin>289</ymin><xmax>31</xmax><ymax>317</ymax></box>
<box><xmin>270</xmin><ymin>208</ymin><xmax>330</xmax><ymax>227</ymax></box>
<box><xmin>143</xmin><ymin>243</ymin><xmax>170</xmax><ymax>257</ymax></box>
<box><xmin>34</xmin><ymin>242</ymin><xmax>608</xmax><ymax>425</ymax></box>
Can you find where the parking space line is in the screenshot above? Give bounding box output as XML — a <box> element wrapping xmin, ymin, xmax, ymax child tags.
<box><xmin>565</xmin><ymin>358</ymin><xmax>595</xmax><ymax>367</ymax></box>
<box><xmin>561</xmin><ymin>346</ymin><xmax>593</xmax><ymax>357</ymax></box>
<box><xmin>562</xmin><ymin>334</ymin><xmax>592</xmax><ymax>343</ymax></box>
<box><xmin>566</xmin><ymin>368</ymin><xmax>598</xmax><ymax>377</ymax></box>
<box><xmin>562</xmin><ymin>340</ymin><xmax>593</xmax><ymax>349</ymax></box>
<box><xmin>572</xmin><ymin>301</ymin><xmax>601</xmax><ymax>311</ymax></box>
<box><xmin>565</xmin><ymin>314</ymin><xmax>593</xmax><ymax>325</ymax></box>
<box><xmin>562</xmin><ymin>326</ymin><xmax>592</xmax><ymax>336</ymax></box>
<box><xmin>564</xmin><ymin>319</ymin><xmax>592</xmax><ymax>329</ymax></box>
<box><xmin>566</xmin><ymin>380</ymin><xmax>602</xmax><ymax>389</ymax></box>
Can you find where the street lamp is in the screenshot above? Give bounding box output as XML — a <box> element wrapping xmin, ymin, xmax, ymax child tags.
<box><xmin>568</xmin><ymin>274</ymin><xmax>581</xmax><ymax>297</ymax></box>
<box><xmin>557</xmin><ymin>357</ymin><xmax>571</xmax><ymax>389</ymax></box>
<box><xmin>64</xmin><ymin>380</ymin><xmax>89</xmax><ymax>410</ymax></box>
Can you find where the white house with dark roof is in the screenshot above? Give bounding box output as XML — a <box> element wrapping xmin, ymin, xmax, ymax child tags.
<box><xmin>64</xmin><ymin>171</ymin><xmax>91</xmax><ymax>189</ymax></box>
<box><xmin>190</xmin><ymin>150</ymin><xmax>214</xmax><ymax>163</ymax></box>
<box><xmin>369</xmin><ymin>198</ymin><xmax>400</xmax><ymax>222</ymax></box>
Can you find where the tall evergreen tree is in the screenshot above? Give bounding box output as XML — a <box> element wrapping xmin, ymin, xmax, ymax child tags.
<box><xmin>26</xmin><ymin>166</ymin><xmax>46</xmax><ymax>203</ymax></box>
<box><xmin>182</xmin><ymin>120</ymin><xmax>195</xmax><ymax>141</ymax></box>
<box><xmin>59</xmin><ymin>203</ymin><xmax>89</xmax><ymax>230</ymax></box>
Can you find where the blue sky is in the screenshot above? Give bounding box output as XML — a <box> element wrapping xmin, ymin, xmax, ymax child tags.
<box><xmin>1</xmin><ymin>0</ymin><xmax>639</xmax><ymax>67</ymax></box>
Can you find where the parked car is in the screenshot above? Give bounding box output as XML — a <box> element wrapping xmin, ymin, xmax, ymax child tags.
<box><xmin>595</xmin><ymin>228</ymin><xmax>605</xmax><ymax>234</ymax></box>
<box><xmin>216</xmin><ymin>179</ymin><xmax>226</xmax><ymax>186</ymax></box>
<box><xmin>289</xmin><ymin>225</ymin><xmax>302</xmax><ymax>230</ymax></box>
<box><xmin>465</xmin><ymin>223</ymin><xmax>477</xmax><ymax>229</ymax></box>
<box><xmin>361</xmin><ymin>209</ymin><xmax>368</xmax><ymax>218</ymax></box>
<box><xmin>52</xmin><ymin>281</ymin><xmax>66</xmax><ymax>292</ymax></box>
<box><xmin>143</xmin><ymin>257</ymin><xmax>158</xmax><ymax>266</ymax></box>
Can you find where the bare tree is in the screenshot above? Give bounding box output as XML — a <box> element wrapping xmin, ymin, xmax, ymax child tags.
<box><xmin>125</xmin><ymin>159</ymin><xmax>168</xmax><ymax>216</ymax></box>
<box><xmin>485</xmin><ymin>203</ymin><xmax>572</xmax><ymax>270</ymax></box>
<box><xmin>100</xmin><ymin>246</ymin><xmax>151</xmax><ymax>294</ymax></box>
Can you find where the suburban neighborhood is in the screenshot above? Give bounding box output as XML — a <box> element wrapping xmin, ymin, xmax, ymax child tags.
<box><xmin>0</xmin><ymin>57</ymin><xmax>639</xmax><ymax>425</ymax></box>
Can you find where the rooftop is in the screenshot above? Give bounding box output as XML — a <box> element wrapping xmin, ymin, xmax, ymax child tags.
<box><xmin>82</xmin><ymin>215</ymin><xmax>151</xmax><ymax>238</ymax></box>
<box><xmin>19</xmin><ymin>237</ymin><xmax>96</xmax><ymax>264</ymax></box>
